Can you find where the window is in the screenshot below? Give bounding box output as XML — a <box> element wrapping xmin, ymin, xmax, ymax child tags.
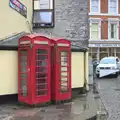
<box><xmin>33</xmin><ymin>0</ymin><xmax>54</xmax><ymax>28</ymax></box>
<box><xmin>109</xmin><ymin>22</ymin><xmax>118</xmax><ymax>40</ymax></box>
<box><xmin>33</xmin><ymin>11</ymin><xmax>53</xmax><ymax>24</ymax></box>
<box><xmin>90</xmin><ymin>0</ymin><xmax>100</xmax><ymax>13</ymax></box>
<box><xmin>110</xmin><ymin>23</ymin><xmax>117</xmax><ymax>39</ymax></box>
<box><xmin>108</xmin><ymin>0</ymin><xmax>118</xmax><ymax>13</ymax></box>
<box><xmin>90</xmin><ymin>23</ymin><xmax>99</xmax><ymax>40</ymax></box>
<box><xmin>100</xmin><ymin>58</ymin><xmax>116</xmax><ymax>64</ymax></box>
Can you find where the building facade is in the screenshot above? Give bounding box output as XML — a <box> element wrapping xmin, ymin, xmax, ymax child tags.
<box><xmin>0</xmin><ymin>0</ymin><xmax>33</xmax><ymax>39</ymax></box>
<box><xmin>33</xmin><ymin>0</ymin><xmax>89</xmax><ymax>89</ymax></box>
<box><xmin>0</xmin><ymin>0</ymin><xmax>89</xmax><ymax>103</ymax></box>
<box><xmin>88</xmin><ymin>0</ymin><xmax>120</xmax><ymax>61</ymax></box>
<box><xmin>0</xmin><ymin>0</ymin><xmax>32</xmax><ymax>101</ymax></box>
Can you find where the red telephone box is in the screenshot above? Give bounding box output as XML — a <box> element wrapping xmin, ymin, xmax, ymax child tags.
<box><xmin>51</xmin><ymin>38</ymin><xmax>72</xmax><ymax>103</ymax></box>
<box><xmin>18</xmin><ymin>34</ymin><xmax>51</xmax><ymax>105</ymax></box>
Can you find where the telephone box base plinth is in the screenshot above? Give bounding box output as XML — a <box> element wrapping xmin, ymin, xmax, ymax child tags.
<box><xmin>18</xmin><ymin>101</ymin><xmax>51</xmax><ymax>108</ymax></box>
<box><xmin>52</xmin><ymin>99</ymin><xmax>72</xmax><ymax>105</ymax></box>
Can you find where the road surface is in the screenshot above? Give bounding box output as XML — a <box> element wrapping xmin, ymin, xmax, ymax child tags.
<box><xmin>97</xmin><ymin>75</ymin><xmax>120</xmax><ymax>120</ymax></box>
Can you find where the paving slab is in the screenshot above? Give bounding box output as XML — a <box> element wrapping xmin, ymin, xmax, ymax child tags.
<box><xmin>0</xmin><ymin>92</ymin><xmax>97</xmax><ymax>120</ymax></box>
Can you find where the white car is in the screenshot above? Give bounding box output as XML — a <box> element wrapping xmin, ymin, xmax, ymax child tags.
<box><xmin>96</xmin><ymin>56</ymin><xmax>120</xmax><ymax>78</ymax></box>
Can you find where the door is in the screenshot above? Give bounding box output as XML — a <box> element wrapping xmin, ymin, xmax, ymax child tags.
<box><xmin>18</xmin><ymin>48</ymin><xmax>30</xmax><ymax>101</ymax></box>
<box><xmin>34</xmin><ymin>46</ymin><xmax>51</xmax><ymax>102</ymax></box>
<box><xmin>109</xmin><ymin>48</ymin><xmax>115</xmax><ymax>56</ymax></box>
<box><xmin>57</xmin><ymin>48</ymin><xmax>71</xmax><ymax>94</ymax></box>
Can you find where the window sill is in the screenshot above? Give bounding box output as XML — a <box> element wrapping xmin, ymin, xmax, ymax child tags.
<box><xmin>33</xmin><ymin>23</ymin><xmax>55</xmax><ymax>28</ymax></box>
<box><xmin>89</xmin><ymin>13</ymin><xmax>120</xmax><ymax>16</ymax></box>
<box><xmin>108</xmin><ymin>39</ymin><xmax>119</xmax><ymax>41</ymax></box>
<box><xmin>89</xmin><ymin>39</ymin><xmax>120</xmax><ymax>41</ymax></box>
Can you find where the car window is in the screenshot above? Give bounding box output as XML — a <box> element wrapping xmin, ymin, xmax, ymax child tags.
<box><xmin>100</xmin><ymin>58</ymin><xmax>116</xmax><ymax>64</ymax></box>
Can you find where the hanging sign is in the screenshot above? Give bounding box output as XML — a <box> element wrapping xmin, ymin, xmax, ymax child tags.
<box><xmin>9</xmin><ymin>0</ymin><xmax>27</xmax><ymax>18</ymax></box>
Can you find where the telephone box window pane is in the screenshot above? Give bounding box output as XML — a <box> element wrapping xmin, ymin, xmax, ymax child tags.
<box><xmin>20</xmin><ymin>67</ymin><xmax>27</xmax><ymax>72</ymax></box>
<box><xmin>20</xmin><ymin>49</ymin><xmax>28</xmax><ymax>97</ymax></box>
<box><xmin>61</xmin><ymin>67</ymin><xmax>67</xmax><ymax>71</ymax></box>
<box><xmin>36</xmin><ymin>60</ymin><xmax>48</xmax><ymax>67</ymax></box>
<box><xmin>37</xmin><ymin>91</ymin><xmax>47</xmax><ymax>96</ymax></box>
<box><xmin>36</xmin><ymin>49</ymin><xmax>48</xmax><ymax>96</ymax></box>
<box><xmin>60</xmin><ymin>75</ymin><xmax>68</xmax><ymax>92</ymax></box>
<box><xmin>37</xmin><ymin>84</ymin><xmax>47</xmax><ymax>90</ymax></box>
<box><xmin>61</xmin><ymin>82</ymin><xmax>67</xmax><ymax>87</ymax></box>
<box><xmin>20</xmin><ymin>50</ymin><xmax>28</xmax><ymax>55</ymax></box>
<box><xmin>20</xmin><ymin>56</ymin><xmax>27</xmax><ymax>65</ymax></box>
<box><xmin>61</xmin><ymin>72</ymin><xmax>67</xmax><ymax>77</ymax></box>
<box><xmin>21</xmin><ymin>80</ymin><xmax>28</xmax><ymax>96</ymax></box>
<box><xmin>20</xmin><ymin>74</ymin><xmax>27</xmax><ymax>78</ymax></box>
<box><xmin>60</xmin><ymin>51</ymin><xmax>69</xmax><ymax>93</ymax></box>
<box><xmin>61</xmin><ymin>77</ymin><xmax>67</xmax><ymax>81</ymax></box>
<box><xmin>20</xmin><ymin>56</ymin><xmax>27</xmax><ymax>60</ymax></box>
<box><xmin>61</xmin><ymin>62</ymin><xmax>68</xmax><ymax>66</ymax></box>
<box><xmin>36</xmin><ymin>67</ymin><xmax>47</xmax><ymax>73</ymax></box>
<box><xmin>61</xmin><ymin>56</ymin><xmax>67</xmax><ymax>62</ymax></box>
<box><xmin>61</xmin><ymin>52</ymin><xmax>68</xmax><ymax>56</ymax></box>
<box><xmin>37</xmin><ymin>55</ymin><xmax>48</xmax><ymax>60</ymax></box>
<box><xmin>37</xmin><ymin>49</ymin><xmax>48</xmax><ymax>54</ymax></box>
<box><xmin>36</xmin><ymin>73</ymin><xmax>47</xmax><ymax>79</ymax></box>
<box><xmin>20</xmin><ymin>62</ymin><xmax>27</xmax><ymax>66</ymax></box>
<box><xmin>61</xmin><ymin>85</ymin><xmax>68</xmax><ymax>93</ymax></box>
<box><xmin>61</xmin><ymin>52</ymin><xmax>68</xmax><ymax>66</ymax></box>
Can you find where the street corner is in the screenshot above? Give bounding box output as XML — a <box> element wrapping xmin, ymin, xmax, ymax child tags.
<box><xmin>1</xmin><ymin>95</ymin><xmax>98</xmax><ymax>120</ymax></box>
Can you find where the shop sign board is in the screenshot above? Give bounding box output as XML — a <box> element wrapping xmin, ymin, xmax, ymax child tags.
<box><xmin>89</xmin><ymin>44</ymin><xmax>120</xmax><ymax>47</ymax></box>
<box><xmin>9</xmin><ymin>0</ymin><xmax>27</xmax><ymax>18</ymax></box>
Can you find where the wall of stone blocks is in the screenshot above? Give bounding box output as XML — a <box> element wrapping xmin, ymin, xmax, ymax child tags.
<box><xmin>33</xmin><ymin>0</ymin><xmax>89</xmax><ymax>49</ymax></box>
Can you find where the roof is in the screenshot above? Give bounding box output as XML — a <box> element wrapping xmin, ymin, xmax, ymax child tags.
<box><xmin>23</xmin><ymin>33</ymin><xmax>50</xmax><ymax>39</ymax></box>
<box><xmin>0</xmin><ymin>32</ymin><xmax>88</xmax><ymax>52</ymax></box>
<box><xmin>0</xmin><ymin>32</ymin><xmax>29</xmax><ymax>48</ymax></box>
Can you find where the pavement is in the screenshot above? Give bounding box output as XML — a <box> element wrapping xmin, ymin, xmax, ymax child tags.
<box><xmin>0</xmin><ymin>91</ymin><xmax>98</xmax><ymax>120</ymax></box>
<box><xmin>97</xmin><ymin>75</ymin><xmax>120</xmax><ymax>120</ymax></box>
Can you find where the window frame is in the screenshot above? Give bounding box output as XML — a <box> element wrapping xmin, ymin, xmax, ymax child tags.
<box><xmin>89</xmin><ymin>19</ymin><xmax>101</xmax><ymax>40</ymax></box>
<box><xmin>90</xmin><ymin>0</ymin><xmax>100</xmax><ymax>13</ymax></box>
<box><xmin>33</xmin><ymin>0</ymin><xmax>55</xmax><ymax>28</ymax></box>
<box><xmin>108</xmin><ymin>19</ymin><xmax>119</xmax><ymax>40</ymax></box>
<box><xmin>108</xmin><ymin>0</ymin><xmax>118</xmax><ymax>14</ymax></box>
<box><xmin>110</xmin><ymin>23</ymin><xmax>117</xmax><ymax>39</ymax></box>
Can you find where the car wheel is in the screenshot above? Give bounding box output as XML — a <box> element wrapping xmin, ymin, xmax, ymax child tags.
<box><xmin>114</xmin><ymin>73</ymin><xmax>118</xmax><ymax>78</ymax></box>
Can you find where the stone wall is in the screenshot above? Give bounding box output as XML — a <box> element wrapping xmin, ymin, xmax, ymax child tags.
<box><xmin>33</xmin><ymin>0</ymin><xmax>88</xmax><ymax>49</ymax></box>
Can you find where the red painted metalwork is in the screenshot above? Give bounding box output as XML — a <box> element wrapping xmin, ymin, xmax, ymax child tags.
<box><xmin>18</xmin><ymin>34</ymin><xmax>51</xmax><ymax>105</ymax></box>
<box><xmin>51</xmin><ymin>38</ymin><xmax>72</xmax><ymax>101</ymax></box>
